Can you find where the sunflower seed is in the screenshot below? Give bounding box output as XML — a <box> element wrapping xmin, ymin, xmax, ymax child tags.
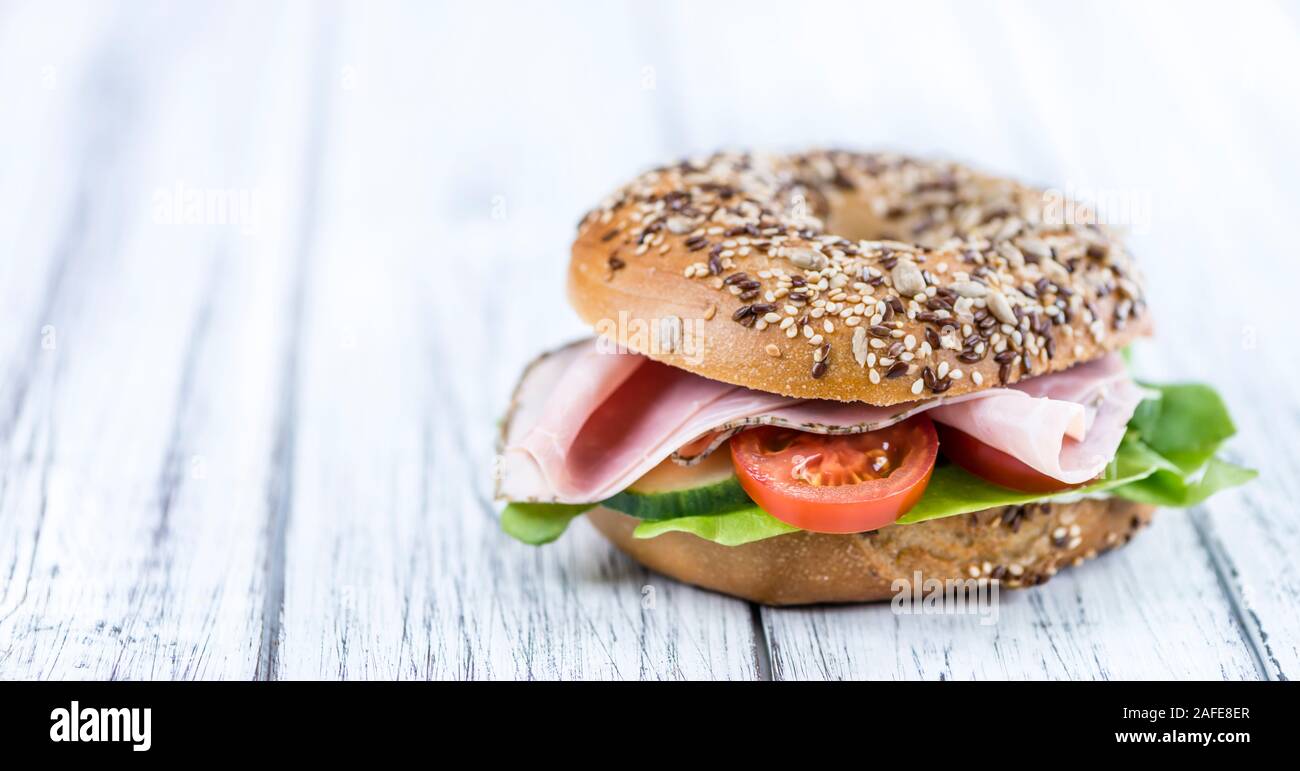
<box><xmin>995</xmin><ymin>217</ymin><xmax>1024</xmax><ymax>242</ymax></box>
<box><xmin>852</xmin><ymin>326</ymin><xmax>869</xmax><ymax>367</ymax></box>
<box><xmin>1016</xmin><ymin>236</ymin><xmax>1053</xmax><ymax>262</ymax></box>
<box><xmin>949</xmin><ymin>280</ymin><xmax>988</xmax><ymax>298</ymax></box>
<box><xmin>987</xmin><ymin>290</ymin><xmax>1017</xmax><ymax>325</ymax></box>
<box><xmin>789</xmin><ymin>247</ymin><xmax>827</xmax><ymax>271</ymax></box>
<box><xmin>666</xmin><ymin>216</ymin><xmax>695</xmax><ymax>234</ymax></box>
<box><xmin>996</xmin><ymin>241</ymin><xmax>1025</xmax><ymax>269</ymax></box>
<box><xmin>890</xmin><ymin>259</ymin><xmax>927</xmax><ymax>296</ymax></box>
<box><xmin>1040</xmin><ymin>257</ymin><xmax>1070</xmax><ymax>284</ymax></box>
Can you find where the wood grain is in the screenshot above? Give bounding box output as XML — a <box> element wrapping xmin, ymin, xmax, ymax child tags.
<box><xmin>0</xmin><ymin>0</ymin><xmax>321</xmax><ymax>680</ymax></box>
<box><xmin>653</xmin><ymin>0</ymin><xmax>1298</xmax><ymax>680</ymax></box>
<box><xmin>270</xmin><ymin>0</ymin><xmax>761</xmax><ymax>679</ymax></box>
<box><xmin>0</xmin><ymin>0</ymin><xmax>1296</xmax><ymax>680</ymax></box>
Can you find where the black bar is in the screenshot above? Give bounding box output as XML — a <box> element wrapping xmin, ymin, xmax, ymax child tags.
<box><xmin>0</xmin><ymin>681</ymin><xmax>1290</xmax><ymax>757</ymax></box>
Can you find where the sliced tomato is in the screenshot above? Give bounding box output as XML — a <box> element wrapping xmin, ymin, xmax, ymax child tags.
<box><xmin>729</xmin><ymin>416</ymin><xmax>938</xmax><ymax>534</ymax></box>
<box><xmin>935</xmin><ymin>423</ymin><xmax>1084</xmax><ymax>493</ymax></box>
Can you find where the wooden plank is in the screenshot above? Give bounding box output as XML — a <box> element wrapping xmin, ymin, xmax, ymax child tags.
<box><xmin>979</xmin><ymin>0</ymin><xmax>1300</xmax><ymax>680</ymax></box>
<box><xmin>273</xmin><ymin>0</ymin><xmax>761</xmax><ymax>679</ymax></box>
<box><xmin>640</xmin><ymin>0</ymin><xmax>1278</xmax><ymax>679</ymax></box>
<box><xmin>0</xmin><ymin>2</ymin><xmax>113</xmax><ymax>438</ymax></box>
<box><xmin>0</xmin><ymin>1</ymin><xmax>320</xmax><ymax>679</ymax></box>
<box><xmin>2</xmin><ymin>0</ymin><xmax>1293</xmax><ymax>681</ymax></box>
<box><xmin>763</xmin><ymin>514</ymin><xmax>1261</xmax><ymax>680</ymax></box>
<box><xmin>1099</xmin><ymin>0</ymin><xmax>1300</xmax><ymax>680</ymax></box>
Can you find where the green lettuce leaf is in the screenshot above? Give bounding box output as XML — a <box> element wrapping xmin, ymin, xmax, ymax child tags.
<box><xmin>500</xmin><ymin>502</ymin><xmax>592</xmax><ymax>545</ymax></box>
<box><xmin>500</xmin><ymin>380</ymin><xmax>1255</xmax><ymax>548</ymax></box>
<box><xmin>1128</xmin><ymin>382</ymin><xmax>1236</xmax><ymax>474</ymax></box>
<box><xmin>1113</xmin><ymin>457</ymin><xmax>1257</xmax><ymax>507</ymax></box>
<box><xmin>896</xmin><ymin>433</ymin><xmax>1167</xmax><ymax>524</ymax></box>
<box><xmin>632</xmin><ymin>506</ymin><xmax>799</xmax><ymax>546</ymax></box>
<box><xmin>1109</xmin><ymin>381</ymin><xmax>1255</xmax><ymax>504</ymax></box>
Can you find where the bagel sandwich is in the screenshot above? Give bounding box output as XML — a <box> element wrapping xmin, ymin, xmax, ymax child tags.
<box><xmin>496</xmin><ymin>150</ymin><xmax>1254</xmax><ymax>605</ymax></box>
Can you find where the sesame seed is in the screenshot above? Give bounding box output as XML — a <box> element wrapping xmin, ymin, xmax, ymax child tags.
<box><xmin>587</xmin><ymin>150</ymin><xmax>1146</xmax><ymax>384</ymax></box>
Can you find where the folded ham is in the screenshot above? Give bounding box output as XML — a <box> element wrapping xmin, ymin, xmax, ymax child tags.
<box><xmin>497</xmin><ymin>339</ymin><xmax>1143</xmax><ymax>503</ymax></box>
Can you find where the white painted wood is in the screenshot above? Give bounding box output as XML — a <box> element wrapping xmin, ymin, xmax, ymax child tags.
<box><xmin>271</xmin><ymin>0</ymin><xmax>760</xmax><ymax>679</ymax></box>
<box><xmin>1100</xmin><ymin>1</ymin><xmax>1300</xmax><ymax>680</ymax></box>
<box><xmin>650</xmin><ymin>0</ymin><xmax>1298</xmax><ymax>679</ymax></box>
<box><xmin>0</xmin><ymin>0</ymin><xmax>320</xmax><ymax>679</ymax></box>
<box><xmin>763</xmin><ymin>514</ymin><xmax>1261</xmax><ymax>680</ymax></box>
<box><xmin>0</xmin><ymin>0</ymin><xmax>1296</xmax><ymax>680</ymax></box>
<box><xmin>986</xmin><ymin>0</ymin><xmax>1300</xmax><ymax>681</ymax></box>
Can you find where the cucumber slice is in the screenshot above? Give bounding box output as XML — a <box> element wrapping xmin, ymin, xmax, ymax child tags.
<box><xmin>602</xmin><ymin>450</ymin><xmax>753</xmax><ymax>520</ymax></box>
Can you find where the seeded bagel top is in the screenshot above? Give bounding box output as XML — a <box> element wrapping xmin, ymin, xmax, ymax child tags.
<box><xmin>568</xmin><ymin>150</ymin><xmax>1152</xmax><ymax>404</ymax></box>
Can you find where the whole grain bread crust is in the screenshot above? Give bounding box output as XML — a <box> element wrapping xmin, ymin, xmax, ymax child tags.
<box><xmin>587</xmin><ymin>498</ymin><xmax>1156</xmax><ymax>605</ymax></box>
<box><xmin>570</xmin><ymin>150</ymin><xmax>1152</xmax><ymax>405</ymax></box>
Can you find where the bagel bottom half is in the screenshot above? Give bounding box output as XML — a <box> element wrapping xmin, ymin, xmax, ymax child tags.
<box><xmin>588</xmin><ymin>498</ymin><xmax>1156</xmax><ymax>605</ymax></box>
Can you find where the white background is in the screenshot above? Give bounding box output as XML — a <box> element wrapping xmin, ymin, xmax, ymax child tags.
<box><xmin>0</xmin><ymin>0</ymin><xmax>1296</xmax><ymax>679</ymax></box>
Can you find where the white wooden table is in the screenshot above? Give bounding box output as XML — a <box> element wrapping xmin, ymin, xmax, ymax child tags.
<box><xmin>1</xmin><ymin>0</ymin><xmax>1297</xmax><ymax>680</ymax></box>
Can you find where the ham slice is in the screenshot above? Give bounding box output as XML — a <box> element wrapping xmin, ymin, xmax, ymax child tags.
<box><xmin>497</xmin><ymin>339</ymin><xmax>1141</xmax><ymax>503</ymax></box>
<box><xmin>927</xmin><ymin>354</ymin><xmax>1143</xmax><ymax>484</ymax></box>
